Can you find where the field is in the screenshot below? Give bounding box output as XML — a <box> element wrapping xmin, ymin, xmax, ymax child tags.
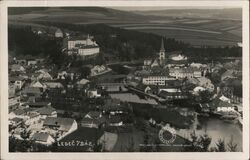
<box><xmin>134</xmin><ymin>28</ymin><xmax>240</xmax><ymax>46</ymax></box>
<box><xmin>109</xmin><ymin>19</ymin><xmax>241</xmax><ymax>46</ymax></box>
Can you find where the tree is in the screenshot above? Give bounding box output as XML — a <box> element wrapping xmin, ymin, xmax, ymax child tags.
<box><xmin>127</xmin><ymin>137</ymin><xmax>135</xmax><ymax>152</ymax></box>
<box><xmin>227</xmin><ymin>136</ymin><xmax>238</xmax><ymax>152</ymax></box>
<box><xmin>95</xmin><ymin>52</ymin><xmax>105</xmax><ymax>65</ymax></box>
<box><xmin>185</xmin><ymin>131</ymin><xmax>211</xmax><ymax>152</ymax></box>
<box><xmin>20</xmin><ymin>127</ymin><xmax>31</xmax><ymax>140</ymax></box>
<box><xmin>186</xmin><ymin>131</ymin><xmax>199</xmax><ymax>151</ymax></box>
<box><xmin>153</xmin><ymin>137</ymin><xmax>161</xmax><ymax>152</ymax></box>
<box><xmin>199</xmin><ymin>134</ymin><xmax>211</xmax><ymax>152</ymax></box>
<box><xmin>9</xmin><ymin>135</ymin><xmax>17</xmax><ymax>152</ymax></box>
<box><xmin>208</xmin><ymin>73</ymin><xmax>220</xmax><ymax>85</ymax></box>
<box><xmin>31</xmin><ymin>141</ymin><xmax>50</xmax><ymax>152</ymax></box>
<box><xmin>80</xmin><ymin>66</ymin><xmax>91</xmax><ymax>79</ymax></box>
<box><xmin>51</xmin><ymin>125</ymin><xmax>60</xmax><ymax>152</ymax></box>
<box><xmin>215</xmin><ymin>139</ymin><xmax>226</xmax><ymax>152</ymax></box>
<box><xmin>198</xmin><ymin>90</ymin><xmax>213</xmax><ymax>103</ymax></box>
<box><xmin>63</xmin><ymin>111</ymin><xmax>73</xmax><ymax>118</ymax></box>
<box><xmin>93</xmin><ymin>143</ymin><xmax>103</xmax><ymax>152</ymax></box>
<box><xmin>140</xmin><ymin>133</ymin><xmax>153</xmax><ymax>152</ymax></box>
<box><xmin>20</xmin><ymin>139</ymin><xmax>32</xmax><ymax>152</ymax></box>
<box><xmin>10</xmin><ymin>137</ymin><xmax>31</xmax><ymax>152</ymax></box>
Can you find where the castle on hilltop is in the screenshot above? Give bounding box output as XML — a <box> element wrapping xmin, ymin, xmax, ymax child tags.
<box><xmin>66</xmin><ymin>34</ymin><xmax>100</xmax><ymax>60</ymax></box>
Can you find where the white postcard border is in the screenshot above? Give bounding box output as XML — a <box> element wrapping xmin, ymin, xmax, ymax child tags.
<box><xmin>0</xmin><ymin>1</ymin><xmax>249</xmax><ymax>160</ymax></box>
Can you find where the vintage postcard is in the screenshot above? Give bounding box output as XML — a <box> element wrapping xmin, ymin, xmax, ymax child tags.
<box><xmin>0</xmin><ymin>0</ymin><xmax>249</xmax><ymax>160</ymax></box>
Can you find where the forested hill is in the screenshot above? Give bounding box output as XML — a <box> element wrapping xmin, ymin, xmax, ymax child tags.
<box><xmin>8</xmin><ymin>23</ymin><xmax>189</xmax><ymax>60</ymax></box>
<box><xmin>8</xmin><ymin>23</ymin><xmax>242</xmax><ymax>63</ymax></box>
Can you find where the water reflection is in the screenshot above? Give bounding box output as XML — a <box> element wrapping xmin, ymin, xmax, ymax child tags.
<box><xmin>175</xmin><ymin>116</ymin><xmax>242</xmax><ymax>151</ymax></box>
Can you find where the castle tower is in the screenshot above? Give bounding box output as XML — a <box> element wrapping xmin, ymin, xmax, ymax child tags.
<box><xmin>159</xmin><ymin>38</ymin><xmax>166</xmax><ymax>66</ymax></box>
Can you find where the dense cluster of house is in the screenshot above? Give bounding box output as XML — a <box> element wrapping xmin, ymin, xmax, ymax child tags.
<box><xmin>9</xmin><ymin>57</ymin><xmax>79</xmax><ymax>145</ymax></box>
<box><xmin>125</xmin><ymin>39</ymin><xmax>242</xmax><ymax>115</ymax></box>
<box><xmin>9</xmin><ymin>103</ymin><xmax>78</xmax><ymax>146</ymax></box>
<box><xmin>8</xmin><ymin>54</ymin><xmax>133</xmax><ymax>148</ymax></box>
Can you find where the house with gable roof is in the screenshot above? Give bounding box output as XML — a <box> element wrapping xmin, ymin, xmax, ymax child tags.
<box><xmin>76</xmin><ymin>78</ymin><xmax>90</xmax><ymax>89</ymax></box>
<box><xmin>80</xmin><ymin>111</ymin><xmax>106</xmax><ymax>128</ymax></box>
<box><xmin>197</xmin><ymin>77</ymin><xmax>215</xmax><ymax>92</ymax></box>
<box><xmin>9</xmin><ymin>76</ymin><xmax>26</xmax><ymax>90</ymax></box>
<box><xmin>30</xmin><ymin>80</ymin><xmax>47</xmax><ymax>91</ymax></box>
<box><xmin>27</xmin><ymin>59</ymin><xmax>37</xmax><ymax>66</ymax></box>
<box><xmin>16</xmin><ymin>59</ymin><xmax>27</xmax><ymax>65</ymax></box>
<box><xmin>57</xmin><ymin>71</ymin><xmax>68</xmax><ymax>80</ymax></box>
<box><xmin>35</xmin><ymin>106</ymin><xmax>57</xmax><ymax>119</ymax></box>
<box><xmin>9</xmin><ymin>93</ymin><xmax>20</xmax><ymax>107</ymax></box>
<box><xmin>200</xmin><ymin>98</ymin><xmax>235</xmax><ymax>113</ymax></box>
<box><xmin>86</xmin><ymin>88</ymin><xmax>101</xmax><ymax>98</ymax></box>
<box><xmin>22</xmin><ymin>87</ymin><xmax>43</xmax><ymax>97</ymax></box>
<box><xmin>24</xmin><ymin>111</ymin><xmax>41</xmax><ymax>125</ymax></box>
<box><xmin>219</xmin><ymin>95</ymin><xmax>231</xmax><ymax>103</ymax></box>
<box><xmin>143</xmin><ymin>59</ymin><xmax>153</xmax><ymax>70</ymax></box>
<box><xmin>107</xmin><ymin>116</ymin><xmax>123</xmax><ymax>127</ymax></box>
<box><xmin>80</xmin><ymin>118</ymin><xmax>101</xmax><ymax>128</ymax></box>
<box><xmin>85</xmin><ymin>111</ymin><xmax>102</xmax><ymax>119</ymax></box>
<box><xmin>42</xmin><ymin>117</ymin><xmax>78</xmax><ymax>140</ymax></box>
<box><xmin>37</xmin><ymin>71</ymin><xmax>53</xmax><ymax>81</ymax></box>
<box><xmin>55</xmin><ymin>28</ymin><xmax>63</xmax><ymax>38</ymax></box>
<box><xmin>31</xmin><ymin>132</ymin><xmax>55</xmax><ymax>146</ymax></box>
<box><xmin>44</xmin><ymin>82</ymin><xmax>64</xmax><ymax>89</ymax></box>
<box><xmin>90</xmin><ymin>65</ymin><xmax>112</xmax><ymax>77</ymax></box>
<box><xmin>9</xmin><ymin>109</ymin><xmax>26</xmax><ymax>119</ymax></box>
<box><xmin>9</xmin><ymin>117</ymin><xmax>23</xmax><ymax>127</ymax></box>
<box><xmin>10</xmin><ymin>64</ymin><xmax>25</xmax><ymax>72</ymax></box>
<box><xmin>221</xmin><ymin>70</ymin><xmax>239</xmax><ymax>82</ymax></box>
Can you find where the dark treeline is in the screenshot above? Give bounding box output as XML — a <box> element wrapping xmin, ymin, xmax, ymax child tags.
<box><xmin>9</xmin><ymin>26</ymin><xmax>45</xmax><ymax>56</ymax></box>
<box><xmin>185</xmin><ymin>46</ymin><xmax>242</xmax><ymax>59</ymax></box>
<box><xmin>8</xmin><ymin>26</ymin><xmax>69</xmax><ymax>67</ymax></box>
<box><xmin>30</xmin><ymin>22</ymin><xmax>190</xmax><ymax>60</ymax></box>
<box><xmin>8</xmin><ymin>23</ymin><xmax>242</xmax><ymax>64</ymax></box>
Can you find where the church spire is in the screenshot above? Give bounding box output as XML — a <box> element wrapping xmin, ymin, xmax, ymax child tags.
<box><xmin>160</xmin><ymin>38</ymin><xmax>165</xmax><ymax>52</ymax></box>
<box><xmin>159</xmin><ymin>38</ymin><xmax>166</xmax><ymax>66</ymax></box>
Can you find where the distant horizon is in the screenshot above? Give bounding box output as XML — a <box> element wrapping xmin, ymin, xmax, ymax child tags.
<box><xmin>111</xmin><ymin>6</ymin><xmax>241</xmax><ymax>11</ymax></box>
<box><xmin>7</xmin><ymin>6</ymin><xmax>242</xmax><ymax>12</ymax></box>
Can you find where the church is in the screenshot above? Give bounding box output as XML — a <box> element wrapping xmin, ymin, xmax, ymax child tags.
<box><xmin>142</xmin><ymin>38</ymin><xmax>204</xmax><ymax>84</ymax></box>
<box><xmin>143</xmin><ymin>38</ymin><xmax>167</xmax><ymax>69</ymax></box>
<box><xmin>143</xmin><ymin>38</ymin><xmax>188</xmax><ymax>69</ymax></box>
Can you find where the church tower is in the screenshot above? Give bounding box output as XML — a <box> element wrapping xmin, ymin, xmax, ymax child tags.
<box><xmin>159</xmin><ymin>38</ymin><xmax>166</xmax><ymax>66</ymax></box>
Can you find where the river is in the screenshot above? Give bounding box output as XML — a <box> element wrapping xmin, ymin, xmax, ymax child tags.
<box><xmin>175</xmin><ymin>116</ymin><xmax>242</xmax><ymax>151</ymax></box>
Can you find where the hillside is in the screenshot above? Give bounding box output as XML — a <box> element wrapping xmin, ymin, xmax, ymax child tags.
<box><xmin>8</xmin><ymin>7</ymin><xmax>149</xmax><ymax>24</ymax></box>
<box><xmin>8</xmin><ymin>7</ymin><xmax>242</xmax><ymax>47</ymax></box>
<box><xmin>133</xmin><ymin>8</ymin><xmax>242</xmax><ymax>20</ymax></box>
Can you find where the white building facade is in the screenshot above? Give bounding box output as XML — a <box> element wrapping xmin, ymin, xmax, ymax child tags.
<box><xmin>67</xmin><ymin>35</ymin><xmax>100</xmax><ymax>59</ymax></box>
<box><xmin>142</xmin><ymin>76</ymin><xmax>175</xmax><ymax>86</ymax></box>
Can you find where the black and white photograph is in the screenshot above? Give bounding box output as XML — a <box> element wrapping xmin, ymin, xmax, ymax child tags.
<box><xmin>0</xmin><ymin>0</ymin><xmax>249</xmax><ymax>159</ymax></box>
